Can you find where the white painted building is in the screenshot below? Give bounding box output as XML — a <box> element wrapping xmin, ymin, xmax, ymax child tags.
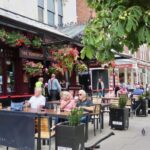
<box><xmin>0</xmin><ymin>0</ymin><xmax>77</xmax><ymax>27</ymax></box>
<box><xmin>0</xmin><ymin>0</ymin><xmax>38</xmax><ymax>19</ymax></box>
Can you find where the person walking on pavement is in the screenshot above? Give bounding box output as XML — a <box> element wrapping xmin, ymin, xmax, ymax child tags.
<box><xmin>48</xmin><ymin>74</ymin><xmax>61</xmax><ymax>100</ymax></box>
<box><xmin>97</xmin><ymin>77</ymin><xmax>105</xmax><ymax>97</ymax></box>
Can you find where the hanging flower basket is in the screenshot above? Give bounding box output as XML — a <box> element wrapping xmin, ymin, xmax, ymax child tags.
<box><xmin>50</xmin><ymin>47</ymin><xmax>79</xmax><ymax>76</ymax></box>
<box><xmin>23</xmin><ymin>61</ymin><xmax>43</xmax><ymax>77</ymax></box>
<box><xmin>31</xmin><ymin>36</ymin><xmax>42</xmax><ymax>49</ymax></box>
<box><xmin>0</xmin><ymin>28</ymin><xmax>42</xmax><ymax>49</ymax></box>
<box><xmin>5</xmin><ymin>31</ymin><xmax>31</xmax><ymax>47</ymax></box>
<box><xmin>75</xmin><ymin>61</ymin><xmax>88</xmax><ymax>73</ymax></box>
<box><xmin>0</xmin><ymin>28</ymin><xmax>7</xmax><ymax>42</ymax></box>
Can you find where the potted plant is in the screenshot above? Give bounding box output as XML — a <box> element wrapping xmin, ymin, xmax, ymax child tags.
<box><xmin>109</xmin><ymin>96</ymin><xmax>129</xmax><ymax>130</ymax></box>
<box><xmin>23</xmin><ymin>61</ymin><xmax>43</xmax><ymax>77</ymax></box>
<box><xmin>144</xmin><ymin>91</ymin><xmax>150</xmax><ymax>114</ymax></box>
<box><xmin>55</xmin><ymin>108</ymin><xmax>85</xmax><ymax>150</ymax></box>
<box><xmin>136</xmin><ymin>94</ymin><xmax>148</xmax><ymax>116</ymax></box>
<box><xmin>50</xmin><ymin>47</ymin><xmax>79</xmax><ymax>76</ymax></box>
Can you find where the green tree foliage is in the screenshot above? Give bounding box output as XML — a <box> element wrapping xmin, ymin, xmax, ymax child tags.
<box><xmin>81</xmin><ymin>0</ymin><xmax>150</xmax><ymax>62</ymax></box>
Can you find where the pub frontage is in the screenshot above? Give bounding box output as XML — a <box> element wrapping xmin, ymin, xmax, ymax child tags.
<box><xmin>0</xmin><ymin>11</ymin><xmax>76</xmax><ymax>103</ymax></box>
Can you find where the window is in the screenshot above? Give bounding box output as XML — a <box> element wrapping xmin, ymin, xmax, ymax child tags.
<box><xmin>6</xmin><ymin>60</ymin><xmax>15</xmax><ymax>93</ymax></box>
<box><xmin>47</xmin><ymin>0</ymin><xmax>55</xmax><ymax>26</ymax></box>
<box><xmin>38</xmin><ymin>0</ymin><xmax>44</xmax><ymax>22</ymax></box>
<box><xmin>0</xmin><ymin>61</ymin><xmax>3</xmax><ymax>94</ymax></box>
<box><xmin>58</xmin><ymin>0</ymin><xmax>63</xmax><ymax>26</ymax></box>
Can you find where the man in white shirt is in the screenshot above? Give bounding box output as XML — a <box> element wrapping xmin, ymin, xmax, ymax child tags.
<box><xmin>27</xmin><ymin>87</ymin><xmax>46</xmax><ymax>109</ymax></box>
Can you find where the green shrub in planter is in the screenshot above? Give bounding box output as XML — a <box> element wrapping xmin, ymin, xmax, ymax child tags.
<box><xmin>68</xmin><ymin>108</ymin><xmax>83</xmax><ymax>126</ymax></box>
<box><xmin>109</xmin><ymin>96</ymin><xmax>129</xmax><ymax>130</ymax></box>
<box><xmin>119</xmin><ymin>96</ymin><xmax>127</xmax><ymax>108</ymax></box>
<box><xmin>55</xmin><ymin>108</ymin><xmax>85</xmax><ymax>150</ymax></box>
<box><xmin>138</xmin><ymin>95</ymin><xmax>144</xmax><ymax>101</ymax></box>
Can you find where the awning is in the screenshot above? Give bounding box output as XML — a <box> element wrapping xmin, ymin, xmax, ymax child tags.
<box><xmin>115</xmin><ymin>59</ymin><xmax>137</xmax><ymax>69</ymax></box>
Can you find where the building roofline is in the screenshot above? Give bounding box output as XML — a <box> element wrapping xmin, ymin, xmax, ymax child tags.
<box><xmin>0</xmin><ymin>7</ymin><xmax>79</xmax><ymax>44</ymax></box>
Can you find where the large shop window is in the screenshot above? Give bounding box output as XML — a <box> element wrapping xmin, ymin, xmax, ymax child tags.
<box><xmin>0</xmin><ymin>61</ymin><xmax>3</xmax><ymax>94</ymax></box>
<box><xmin>6</xmin><ymin>60</ymin><xmax>15</xmax><ymax>93</ymax></box>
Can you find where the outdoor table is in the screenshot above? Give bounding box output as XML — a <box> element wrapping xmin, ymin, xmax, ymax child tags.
<box><xmin>47</xmin><ymin>100</ymin><xmax>60</xmax><ymax>105</ymax></box>
<box><xmin>101</xmin><ymin>97</ymin><xmax>119</xmax><ymax>111</ymax></box>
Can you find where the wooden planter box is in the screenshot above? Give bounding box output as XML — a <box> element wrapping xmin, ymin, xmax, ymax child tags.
<box><xmin>55</xmin><ymin>123</ymin><xmax>85</xmax><ymax>150</ymax></box>
<box><xmin>109</xmin><ymin>108</ymin><xmax>129</xmax><ymax>130</ymax></box>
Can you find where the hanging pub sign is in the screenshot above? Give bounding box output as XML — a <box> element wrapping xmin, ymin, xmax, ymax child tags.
<box><xmin>19</xmin><ymin>48</ymin><xmax>44</xmax><ymax>60</ymax></box>
<box><xmin>88</xmin><ymin>59</ymin><xmax>101</xmax><ymax>68</ymax></box>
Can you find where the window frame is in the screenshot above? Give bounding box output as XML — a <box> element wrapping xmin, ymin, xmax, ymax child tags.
<box><xmin>38</xmin><ymin>0</ymin><xmax>44</xmax><ymax>22</ymax></box>
<box><xmin>47</xmin><ymin>0</ymin><xmax>55</xmax><ymax>26</ymax></box>
<box><xmin>58</xmin><ymin>0</ymin><xmax>63</xmax><ymax>26</ymax></box>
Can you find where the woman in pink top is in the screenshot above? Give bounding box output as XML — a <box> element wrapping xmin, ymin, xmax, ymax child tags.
<box><xmin>60</xmin><ymin>91</ymin><xmax>76</xmax><ymax>112</ymax></box>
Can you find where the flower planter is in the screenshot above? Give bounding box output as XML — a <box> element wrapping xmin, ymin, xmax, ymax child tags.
<box><xmin>148</xmin><ymin>99</ymin><xmax>150</xmax><ymax>114</ymax></box>
<box><xmin>109</xmin><ymin>108</ymin><xmax>129</xmax><ymax>130</ymax></box>
<box><xmin>55</xmin><ymin>123</ymin><xmax>85</xmax><ymax>150</ymax></box>
<box><xmin>136</xmin><ymin>99</ymin><xmax>148</xmax><ymax>117</ymax></box>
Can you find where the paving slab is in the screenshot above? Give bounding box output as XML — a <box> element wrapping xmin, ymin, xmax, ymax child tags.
<box><xmin>1</xmin><ymin>114</ymin><xmax>150</xmax><ymax>150</ymax></box>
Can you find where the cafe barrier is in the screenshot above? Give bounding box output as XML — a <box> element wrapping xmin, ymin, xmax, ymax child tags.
<box><xmin>0</xmin><ymin>111</ymin><xmax>35</xmax><ymax>150</ymax></box>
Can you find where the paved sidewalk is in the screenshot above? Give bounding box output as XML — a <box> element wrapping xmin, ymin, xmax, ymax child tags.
<box><xmin>91</xmin><ymin>114</ymin><xmax>150</xmax><ymax>150</ymax></box>
<box><xmin>1</xmin><ymin>114</ymin><xmax>150</xmax><ymax>150</ymax></box>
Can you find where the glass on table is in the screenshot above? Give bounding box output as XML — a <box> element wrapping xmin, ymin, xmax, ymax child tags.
<box><xmin>24</xmin><ymin>100</ymin><xmax>29</xmax><ymax>111</ymax></box>
<box><xmin>57</xmin><ymin>105</ymin><xmax>60</xmax><ymax>114</ymax></box>
<box><xmin>53</xmin><ymin>104</ymin><xmax>57</xmax><ymax>112</ymax></box>
<box><xmin>0</xmin><ymin>103</ymin><xmax>2</xmax><ymax>110</ymax></box>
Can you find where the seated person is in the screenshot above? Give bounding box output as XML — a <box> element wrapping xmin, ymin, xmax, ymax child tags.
<box><xmin>55</xmin><ymin>91</ymin><xmax>76</xmax><ymax>124</ymax></box>
<box><xmin>76</xmin><ymin>90</ymin><xmax>94</xmax><ymax>123</ymax></box>
<box><xmin>26</xmin><ymin>87</ymin><xmax>46</xmax><ymax>109</ymax></box>
<box><xmin>60</xmin><ymin>91</ymin><xmax>76</xmax><ymax>112</ymax></box>
<box><xmin>133</xmin><ymin>84</ymin><xmax>144</xmax><ymax>95</ymax></box>
<box><xmin>117</xmin><ymin>85</ymin><xmax>128</xmax><ymax>96</ymax></box>
<box><xmin>132</xmin><ymin>85</ymin><xmax>144</xmax><ymax>110</ymax></box>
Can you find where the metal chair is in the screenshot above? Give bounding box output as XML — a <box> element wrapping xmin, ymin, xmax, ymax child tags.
<box><xmin>91</xmin><ymin>104</ymin><xmax>102</xmax><ymax>136</ymax></box>
<box><xmin>35</xmin><ymin>116</ymin><xmax>55</xmax><ymax>150</ymax></box>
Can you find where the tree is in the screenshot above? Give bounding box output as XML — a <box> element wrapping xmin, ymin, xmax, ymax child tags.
<box><xmin>81</xmin><ymin>0</ymin><xmax>150</xmax><ymax>62</ymax></box>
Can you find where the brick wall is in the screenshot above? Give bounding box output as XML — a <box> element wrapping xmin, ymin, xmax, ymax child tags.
<box><xmin>76</xmin><ymin>0</ymin><xmax>95</xmax><ymax>24</ymax></box>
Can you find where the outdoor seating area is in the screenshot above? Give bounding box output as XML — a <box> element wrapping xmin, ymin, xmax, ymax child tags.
<box><xmin>0</xmin><ymin>87</ymin><xmax>149</xmax><ymax>150</ymax></box>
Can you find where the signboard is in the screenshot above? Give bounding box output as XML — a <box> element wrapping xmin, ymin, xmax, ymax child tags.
<box><xmin>88</xmin><ymin>59</ymin><xmax>101</xmax><ymax>68</ymax></box>
<box><xmin>115</xmin><ymin>64</ymin><xmax>132</xmax><ymax>68</ymax></box>
<box><xmin>138</xmin><ymin>64</ymin><xmax>150</xmax><ymax>70</ymax></box>
<box><xmin>19</xmin><ymin>49</ymin><xmax>44</xmax><ymax>60</ymax></box>
<box><xmin>58</xmin><ymin>147</ymin><xmax>72</xmax><ymax>150</ymax></box>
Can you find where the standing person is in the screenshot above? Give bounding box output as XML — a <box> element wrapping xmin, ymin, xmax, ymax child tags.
<box><xmin>35</xmin><ymin>77</ymin><xmax>45</xmax><ymax>95</ymax></box>
<box><xmin>97</xmin><ymin>77</ymin><xmax>105</xmax><ymax>97</ymax></box>
<box><xmin>35</xmin><ymin>77</ymin><xmax>44</xmax><ymax>88</ymax></box>
<box><xmin>48</xmin><ymin>74</ymin><xmax>61</xmax><ymax>101</ymax></box>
